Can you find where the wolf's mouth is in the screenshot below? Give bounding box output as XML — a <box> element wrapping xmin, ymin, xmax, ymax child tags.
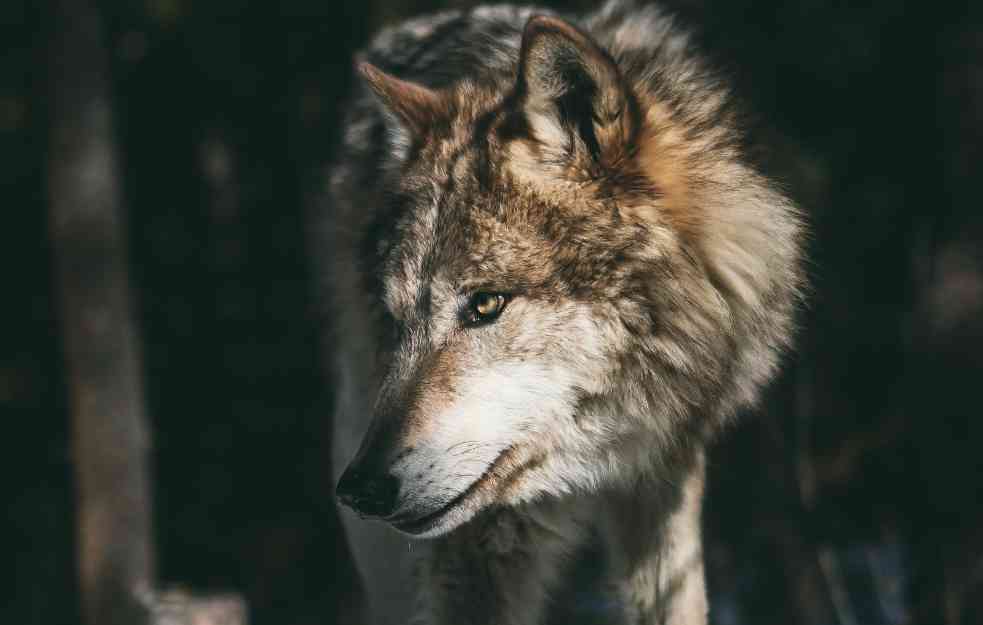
<box><xmin>389</xmin><ymin>493</ymin><xmax>466</xmax><ymax>535</ymax></box>
<box><xmin>389</xmin><ymin>445</ymin><xmax>523</xmax><ymax>536</ymax></box>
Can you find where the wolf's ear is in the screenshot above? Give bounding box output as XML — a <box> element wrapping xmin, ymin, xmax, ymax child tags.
<box><xmin>516</xmin><ymin>15</ymin><xmax>634</xmax><ymax>164</ymax></box>
<box><xmin>358</xmin><ymin>61</ymin><xmax>447</xmax><ymax>139</ymax></box>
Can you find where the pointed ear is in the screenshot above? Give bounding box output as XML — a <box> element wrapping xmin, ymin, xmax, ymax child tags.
<box><xmin>358</xmin><ymin>61</ymin><xmax>447</xmax><ymax>138</ymax></box>
<box><xmin>517</xmin><ymin>15</ymin><xmax>635</xmax><ymax>164</ymax></box>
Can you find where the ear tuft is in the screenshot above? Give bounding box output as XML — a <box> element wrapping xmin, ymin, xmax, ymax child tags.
<box><xmin>358</xmin><ymin>61</ymin><xmax>446</xmax><ymax>138</ymax></box>
<box><xmin>517</xmin><ymin>15</ymin><xmax>634</xmax><ymax>162</ymax></box>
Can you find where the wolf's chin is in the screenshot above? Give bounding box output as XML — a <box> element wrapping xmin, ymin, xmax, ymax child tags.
<box><xmin>390</xmin><ymin>498</ymin><xmax>480</xmax><ymax>538</ymax></box>
<box><xmin>388</xmin><ymin>444</ymin><xmax>534</xmax><ymax>538</ymax></box>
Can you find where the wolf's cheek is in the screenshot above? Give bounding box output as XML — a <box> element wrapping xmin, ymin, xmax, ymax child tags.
<box><xmin>386</xmin><ymin>300</ymin><xmax>623</xmax><ymax>532</ymax></box>
<box><xmin>421</xmin><ymin>360</ymin><xmax>580</xmax><ymax>459</ymax></box>
<box><xmin>391</xmin><ymin>362</ymin><xmax>579</xmax><ymax>497</ymax></box>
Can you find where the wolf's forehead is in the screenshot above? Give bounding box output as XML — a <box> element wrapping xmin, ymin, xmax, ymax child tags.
<box><xmin>380</xmin><ymin>187</ymin><xmax>479</xmax><ymax>309</ymax></box>
<box><xmin>381</xmin><ymin>187</ymin><xmax>444</xmax><ymax>315</ymax></box>
<box><xmin>381</xmin><ymin>184</ymin><xmax>534</xmax><ymax>317</ymax></box>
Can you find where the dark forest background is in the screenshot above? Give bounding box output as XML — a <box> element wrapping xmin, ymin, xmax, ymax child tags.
<box><xmin>2</xmin><ymin>0</ymin><xmax>982</xmax><ymax>624</ymax></box>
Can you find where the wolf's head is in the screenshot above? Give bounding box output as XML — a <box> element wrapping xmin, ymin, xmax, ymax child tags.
<box><xmin>336</xmin><ymin>14</ymin><xmax>803</xmax><ymax>537</ymax></box>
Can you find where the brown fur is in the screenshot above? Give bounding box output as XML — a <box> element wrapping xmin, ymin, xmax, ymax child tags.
<box><xmin>325</xmin><ymin>3</ymin><xmax>805</xmax><ymax>624</ymax></box>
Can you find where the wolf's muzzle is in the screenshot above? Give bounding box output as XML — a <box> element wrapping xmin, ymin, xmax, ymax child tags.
<box><xmin>336</xmin><ymin>463</ymin><xmax>401</xmax><ymax>519</ymax></box>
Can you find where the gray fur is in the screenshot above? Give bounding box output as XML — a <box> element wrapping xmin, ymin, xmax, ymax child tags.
<box><xmin>318</xmin><ymin>2</ymin><xmax>805</xmax><ymax>623</ymax></box>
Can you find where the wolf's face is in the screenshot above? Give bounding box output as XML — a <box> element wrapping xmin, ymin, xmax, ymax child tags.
<box><xmin>336</xmin><ymin>15</ymin><xmax>803</xmax><ymax>537</ymax></box>
<box><xmin>340</xmin><ymin>171</ymin><xmax>639</xmax><ymax>537</ymax></box>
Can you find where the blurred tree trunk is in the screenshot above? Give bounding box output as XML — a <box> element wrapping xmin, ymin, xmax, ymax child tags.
<box><xmin>47</xmin><ymin>1</ymin><xmax>155</xmax><ymax>625</ymax></box>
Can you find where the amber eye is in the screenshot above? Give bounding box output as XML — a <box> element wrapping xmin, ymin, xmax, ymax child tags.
<box><xmin>467</xmin><ymin>292</ymin><xmax>507</xmax><ymax>325</ymax></box>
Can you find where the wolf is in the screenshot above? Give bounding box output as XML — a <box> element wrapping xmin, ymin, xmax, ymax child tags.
<box><xmin>319</xmin><ymin>1</ymin><xmax>804</xmax><ymax>623</ymax></box>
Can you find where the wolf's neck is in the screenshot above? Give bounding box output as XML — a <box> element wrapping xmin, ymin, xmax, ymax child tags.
<box><xmin>593</xmin><ymin>452</ymin><xmax>707</xmax><ymax>624</ymax></box>
<box><xmin>414</xmin><ymin>456</ymin><xmax>708</xmax><ymax>625</ymax></box>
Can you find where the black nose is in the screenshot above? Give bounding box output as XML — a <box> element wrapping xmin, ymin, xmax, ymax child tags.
<box><xmin>336</xmin><ymin>464</ymin><xmax>401</xmax><ymax>519</ymax></box>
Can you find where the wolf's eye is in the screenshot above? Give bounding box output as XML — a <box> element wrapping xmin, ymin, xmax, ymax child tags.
<box><xmin>466</xmin><ymin>292</ymin><xmax>507</xmax><ymax>325</ymax></box>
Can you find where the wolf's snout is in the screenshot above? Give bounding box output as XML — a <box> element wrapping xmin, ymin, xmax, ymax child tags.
<box><xmin>336</xmin><ymin>463</ymin><xmax>401</xmax><ymax>519</ymax></box>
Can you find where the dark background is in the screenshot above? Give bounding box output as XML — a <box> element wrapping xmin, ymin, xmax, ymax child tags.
<box><xmin>3</xmin><ymin>0</ymin><xmax>982</xmax><ymax>623</ymax></box>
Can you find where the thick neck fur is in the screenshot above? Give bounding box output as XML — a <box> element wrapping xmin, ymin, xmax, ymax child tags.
<box><xmin>413</xmin><ymin>452</ymin><xmax>708</xmax><ymax>625</ymax></box>
<box><xmin>325</xmin><ymin>3</ymin><xmax>804</xmax><ymax>625</ymax></box>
